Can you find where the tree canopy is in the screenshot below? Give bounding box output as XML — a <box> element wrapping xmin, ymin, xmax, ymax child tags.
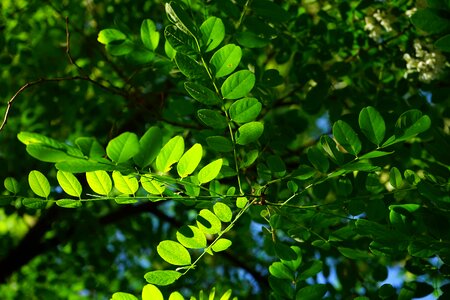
<box><xmin>0</xmin><ymin>0</ymin><xmax>449</xmax><ymax>299</ymax></box>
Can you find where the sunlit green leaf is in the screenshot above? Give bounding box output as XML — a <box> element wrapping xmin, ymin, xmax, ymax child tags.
<box><xmin>196</xmin><ymin>209</ymin><xmax>222</xmax><ymax>234</ymax></box>
<box><xmin>176</xmin><ymin>225</ymin><xmax>207</xmax><ymax>249</ymax></box>
<box><xmin>22</xmin><ymin>198</ymin><xmax>48</xmax><ymax>209</ymax></box>
<box><xmin>86</xmin><ymin>170</ymin><xmax>112</xmax><ymax>196</ymax></box>
<box><xmin>235</xmin><ymin>122</ymin><xmax>264</xmax><ymax>145</ymax></box>
<box><xmin>229</xmin><ymin>98</ymin><xmax>262</xmax><ymax>124</ymax></box>
<box><xmin>28</xmin><ymin>170</ymin><xmax>50</xmax><ymax>198</ymax></box>
<box><xmin>106</xmin><ymin>132</ymin><xmax>140</xmax><ymax>163</ymax></box>
<box><xmin>144</xmin><ymin>270</ymin><xmax>182</xmax><ymax>286</ymax></box>
<box><xmin>333</xmin><ymin>120</ymin><xmax>362</xmax><ymax>156</ymax></box>
<box><xmin>198</xmin><ymin>158</ymin><xmax>223</xmax><ymax>184</ymax></box>
<box><xmin>177</xmin><ymin>143</ymin><xmax>203</xmax><ymax>178</ymax></box>
<box><xmin>133</xmin><ymin>126</ymin><xmax>162</xmax><ymax>169</ymax></box>
<box><xmin>57</xmin><ymin>171</ymin><xmax>82</xmax><ymax>198</ymax></box>
<box><xmin>56</xmin><ymin>199</ymin><xmax>82</xmax><ymax>208</ymax></box>
<box><xmin>156</xmin><ymin>136</ymin><xmax>185</xmax><ymax>173</ymax></box>
<box><xmin>269</xmin><ymin>262</ymin><xmax>294</xmax><ymax>280</ymax></box>
<box><xmin>141</xmin><ymin>176</ymin><xmax>165</xmax><ymax>195</ymax></box>
<box><xmin>338</xmin><ymin>247</ymin><xmax>373</xmax><ymax>259</ymax></box>
<box><xmin>213</xmin><ymin>202</ymin><xmax>232</xmax><ymax>222</ymax></box>
<box><xmin>55</xmin><ymin>158</ymin><xmax>116</xmax><ymax>173</ymax></box>
<box><xmin>4</xmin><ymin>177</ymin><xmax>20</xmax><ymax>194</ymax></box>
<box><xmin>210</xmin><ymin>44</ymin><xmax>242</xmax><ymax>78</ymax></box>
<box><xmin>111</xmin><ymin>292</ymin><xmax>138</xmax><ymax>300</ymax></box>
<box><xmin>164</xmin><ymin>25</ymin><xmax>195</xmax><ymax>55</ymax></box>
<box><xmin>112</xmin><ymin>171</ymin><xmax>139</xmax><ymax>195</ymax></box>
<box><xmin>212</xmin><ymin>238</ymin><xmax>232</xmax><ymax>252</ymax></box>
<box><xmin>221</xmin><ymin>70</ymin><xmax>255</xmax><ymax>99</ymax></box>
<box><xmin>141</xmin><ymin>19</ymin><xmax>160</xmax><ymax>51</ymax></box>
<box><xmin>142</xmin><ymin>284</ymin><xmax>163</xmax><ymax>300</ymax></box>
<box><xmin>98</xmin><ymin>29</ymin><xmax>126</xmax><ymax>44</ymax></box>
<box><xmin>435</xmin><ymin>34</ymin><xmax>450</xmax><ymax>52</ymax></box>
<box><xmin>157</xmin><ymin>240</ymin><xmax>191</xmax><ymax>266</ymax></box>
<box><xmin>389</xmin><ymin>167</ymin><xmax>402</xmax><ymax>189</ymax></box>
<box><xmin>200</xmin><ymin>16</ymin><xmax>225</xmax><ymax>52</ymax></box>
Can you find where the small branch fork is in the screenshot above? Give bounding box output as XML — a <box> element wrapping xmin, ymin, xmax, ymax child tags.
<box><xmin>0</xmin><ymin>17</ymin><xmax>125</xmax><ymax>133</ymax></box>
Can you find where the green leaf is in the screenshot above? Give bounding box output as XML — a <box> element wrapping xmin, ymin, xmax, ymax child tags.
<box><xmin>200</xmin><ymin>17</ymin><xmax>225</xmax><ymax>52</ymax></box>
<box><xmin>111</xmin><ymin>292</ymin><xmax>138</xmax><ymax>300</ymax></box>
<box><xmin>164</xmin><ymin>25</ymin><xmax>195</xmax><ymax>55</ymax></box>
<box><xmin>28</xmin><ymin>170</ymin><xmax>50</xmax><ymax>198</ymax></box>
<box><xmin>307</xmin><ymin>146</ymin><xmax>329</xmax><ymax>173</ymax></box>
<box><xmin>196</xmin><ymin>209</ymin><xmax>222</xmax><ymax>234</ymax></box>
<box><xmin>296</xmin><ymin>284</ymin><xmax>327</xmax><ymax>300</ymax></box>
<box><xmin>141</xmin><ymin>19</ymin><xmax>160</xmax><ymax>51</ymax></box>
<box><xmin>292</xmin><ymin>165</ymin><xmax>317</xmax><ymax>180</ymax></box>
<box><xmin>411</xmin><ymin>8</ymin><xmax>450</xmax><ymax>34</ymax></box>
<box><xmin>4</xmin><ymin>177</ymin><xmax>20</xmax><ymax>194</ymax></box>
<box><xmin>236</xmin><ymin>196</ymin><xmax>248</xmax><ymax>208</ymax></box>
<box><xmin>112</xmin><ymin>171</ymin><xmax>139</xmax><ymax>195</ymax></box>
<box><xmin>22</xmin><ymin>198</ymin><xmax>48</xmax><ymax>209</ymax></box>
<box><xmin>86</xmin><ymin>170</ymin><xmax>112</xmax><ymax>196</ymax></box>
<box><xmin>56</xmin><ymin>199</ymin><xmax>82</xmax><ymax>208</ymax></box>
<box><xmin>142</xmin><ymin>284</ymin><xmax>163</xmax><ymax>300</ymax></box>
<box><xmin>333</xmin><ymin>120</ymin><xmax>362</xmax><ymax>156</ymax></box>
<box><xmin>266</xmin><ymin>155</ymin><xmax>286</xmax><ymax>174</ymax></box>
<box><xmin>165</xmin><ymin>40</ymin><xmax>176</xmax><ymax>59</ymax></box>
<box><xmin>176</xmin><ymin>225</ymin><xmax>207</xmax><ymax>249</ymax></box>
<box><xmin>105</xmin><ymin>40</ymin><xmax>134</xmax><ymax>56</ymax></box>
<box><xmin>221</xmin><ymin>70</ymin><xmax>255</xmax><ymax>99</ymax></box>
<box><xmin>206</xmin><ymin>136</ymin><xmax>233</xmax><ymax>152</ymax></box>
<box><xmin>389</xmin><ymin>167</ymin><xmax>403</xmax><ymax>189</ymax></box>
<box><xmin>359</xmin><ymin>106</ymin><xmax>386</xmax><ymax>146</ymax></box>
<box><xmin>141</xmin><ymin>176</ymin><xmax>165</xmax><ymax>195</ymax></box>
<box><xmin>280</xmin><ymin>246</ymin><xmax>302</xmax><ymax>272</ymax></box>
<box><xmin>114</xmin><ymin>196</ymin><xmax>138</xmax><ymax>205</ymax></box>
<box><xmin>210</xmin><ymin>44</ymin><xmax>242</xmax><ymax>78</ymax></box>
<box><xmin>98</xmin><ymin>29</ymin><xmax>126</xmax><ymax>44</ymax></box>
<box><xmin>55</xmin><ymin>158</ymin><xmax>116</xmax><ymax>173</ymax></box>
<box><xmin>175</xmin><ymin>53</ymin><xmax>205</xmax><ymax>78</ymax></box>
<box><xmin>144</xmin><ymin>270</ymin><xmax>182</xmax><ymax>286</ymax></box>
<box><xmin>229</xmin><ymin>98</ymin><xmax>262</xmax><ymax>124</ymax></box>
<box><xmin>156</xmin><ymin>136</ymin><xmax>185</xmax><ymax>173</ymax></box>
<box><xmin>358</xmin><ymin>151</ymin><xmax>394</xmax><ymax>159</ymax></box>
<box><xmin>213</xmin><ymin>202</ymin><xmax>232</xmax><ymax>222</ymax></box>
<box><xmin>197</xmin><ymin>109</ymin><xmax>228</xmax><ymax>129</ymax></box>
<box><xmin>235</xmin><ymin>122</ymin><xmax>264</xmax><ymax>145</ymax></box>
<box><xmin>106</xmin><ymin>132</ymin><xmax>140</xmax><ymax>163</ymax></box>
<box><xmin>177</xmin><ymin>143</ymin><xmax>203</xmax><ymax>178</ymax></box>
<box><xmin>165</xmin><ymin>1</ymin><xmax>197</xmax><ymax>36</ymax></box>
<box><xmin>184</xmin><ymin>82</ymin><xmax>221</xmax><ymax>106</ymax></box>
<box><xmin>133</xmin><ymin>126</ymin><xmax>163</xmax><ymax>169</ymax></box>
<box><xmin>212</xmin><ymin>238</ymin><xmax>232</xmax><ymax>252</ymax></box>
<box><xmin>338</xmin><ymin>247</ymin><xmax>373</xmax><ymax>259</ymax></box>
<box><xmin>198</xmin><ymin>159</ymin><xmax>223</xmax><ymax>184</ymax></box>
<box><xmin>24</xmin><ymin>144</ymin><xmax>72</xmax><ymax>163</ymax></box>
<box><xmin>435</xmin><ymin>34</ymin><xmax>450</xmax><ymax>52</ymax></box>
<box><xmin>320</xmin><ymin>135</ymin><xmax>344</xmax><ymax>164</ymax></box>
<box><xmin>168</xmin><ymin>291</ymin><xmax>185</xmax><ymax>300</ymax></box>
<box><xmin>157</xmin><ymin>240</ymin><xmax>191</xmax><ymax>266</ymax></box>
<box><xmin>75</xmin><ymin>137</ymin><xmax>105</xmax><ymax>158</ymax></box>
<box><xmin>252</xmin><ymin>0</ymin><xmax>289</xmax><ymax>23</ymax></box>
<box><xmin>56</xmin><ymin>171</ymin><xmax>82</xmax><ymax>198</ymax></box>
<box><xmin>298</xmin><ymin>260</ymin><xmax>323</xmax><ymax>280</ymax></box>
<box><xmin>269</xmin><ymin>262</ymin><xmax>294</xmax><ymax>280</ymax></box>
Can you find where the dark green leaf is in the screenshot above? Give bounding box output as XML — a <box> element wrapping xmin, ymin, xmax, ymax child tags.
<box><xmin>196</xmin><ymin>209</ymin><xmax>222</xmax><ymax>234</ymax></box>
<box><xmin>333</xmin><ymin>120</ymin><xmax>362</xmax><ymax>156</ymax></box>
<box><xmin>359</xmin><ymin>106</ymin><xmax>385</xmax><ymax>146</ymax></box>
<box><xmin>252</xmin><ymin>0</ymin><xmax>289</xmax><ymax>23</ymax></box>
<box><xmin>75</xmin><ymin>137</ymin><xmax>105</xmax><ymax>158</ymax></box>
<box><xmin>320</xmin><ymin>135</ymin><xmax>344</xmax><ymax>164</ymax></box>
<box><xmin>133</xmin><ymin>126</ymin><xmax>162</xmax><ymax>169</ymax></box>
<box><xmin>338</xmin><ymin>247</ymin><xmax>373</xmax><ymax>259</ymax></box>
<box><xmin>106</xmin><ymin>132</ymin><xmax>140</xmax><ymax>164</ymax></box>
<box><xmin>4</xmin><ymin>177</ymin><xmax>20</xmax><ymax>194</ymax></box>
<box><xmin>55</xmin><ymin>158</ymin><xmax>116</xmax><ymax>173</ymax></box>
<box><xmin>411</xmin><ymin>9</ymin><xmax>450</xmax><ymax>34</ymax></box>
<box><xmin>221</xmin><ymin>70</ymin><xmax>256</xmax><ymax>99</ymax></box>
<box><xmin>175</xmin><ymin>53</ymin><xmax>205</xmax><ymax>78</ymax></box>
<box><xmin>165</xmin><ymin>1</ymin><xmax>198</xmax><ymax>36</ymax></box>
<box><xmin>296</xmin><ymin>284</ymin><xmax>327</xmax><ymax>300</ymax></box>
<box><xmin>298</xmin><ymin>260</ymin><xmax>323</xmax><ymax>280</ymax></box>
<box><xmin>22</xmin><ymin>198</ymin><xmax>48</xmax><ymax>209</ymax></box>
<box><xmin>389</xmin><ymin>167</ymin><xmax>403</xmax><ymax>189</ymax></box>
<box><xmin>184</xmin><ymin>82</ymin><xmax>221</xmax><ymax>106</ymax></box>
<box><xmin>269</xmin><ymin>262</ymin><xmax>294</xmax><ymax>280</ymax></box>
<box><xmin>56</xmin><ymin>199</ymin><xmax>82</xmax><ymax>208</ymax></box>
<box><xmin>164</xmin><ymin>25</ymin><xmax>195</xmax><ymax>55</ymax></box>
<box><xmin>236</xmin><ymin>31</ymin><xmax>270</xmax><ymax>48</ymax></box>
<box><xmin>206</xmin><ymin>136</ymin><xmax>233</xmax><ymax>152</ymax></box>
<box><xmin>197</xmin><ymin>109</ymin><xmax>228</xmax><ymax>129</ymax></box>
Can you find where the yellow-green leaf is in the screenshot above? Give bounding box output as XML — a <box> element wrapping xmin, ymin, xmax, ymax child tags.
<box><xmin>177</xmin><ymin>143</ymin><xmax>203</xmax><ymax>178</ymax></box>
<box><xmin>86</xmin><ymin>170</ymin><xmax>112</xmax><ymax>196</ymax></box>
<box><xmin>198</xmin><ymin>159</ymin><xmax>223</xmax><ymax>184</ymax></box>
<box><xmin>28</xmin><ymin>170</ymin><xmax>50</xmax><ymax>198</ymax></box>
<box><xmin>57</xmin><ymin>171</ymin><xmax>82</xmax><ymax>198</ymax></box>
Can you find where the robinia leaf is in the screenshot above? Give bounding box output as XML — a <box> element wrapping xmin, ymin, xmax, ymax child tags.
<box><xmin>56</xmin><ymin>199</ymin><xmax>82</xmax><ymax>208</ymax></box>
<box><xmin>22</xmin><ymin>198</ymin><xmax>48</xmax><ymax>209</ymax></box>
<box><xmin>175</xmin><ymin>52</ymin><xmax>205</xmax><ymax>78</ymax></box>
<box><xmin>28</xmin><ymin>170</ymin><xmax>50</xmax><ymax>198</ymax></box>
<box><xmin>359</xmin><ymin>106</ymin><xmax>385</xmax><ymax>146</ymax></box>
<box><xmin>4</xmin><ymin>177</ymin><xmax>20</xmax><ymax>194</ymax></box>
<box><xmin>333</xmin><ymin>120</ymin><xmax>362</xmax><ymax>156</ymax></box>
<box><xmin>144</xmin><ymin>270</ymin><xmax>182</xmax><ymax>286</ymax></box>
<box><xmin>210</xmin><ymin>44</ymin><xmax>242</xmax><ymax>78</ymax></box>
<box><xmin>389</xmin><ymin>167</ymin><xmax>403</xmax><ymax>189</ymax></box>
<box><xmin>435</xmin><ymin>34</ymin><xmax>450</xmax><ymax>52</ymax></box>
<box><xmin>157</xmin><ymin>240</ymin><xmax>191</xmax><ymax>266</ymax></box>
<box><xmin>198</xmin><ymin>159</ymin><xmax>223</xmax><ymax>184</ymax></box>
<box><xmin>156</xmin><ymin>136</ymin><xmax>185</xmax><ymax>173</ymax></box>
<box><xmin>296</xmin><ymin>284</ymin><xmax>327</xmax><ymax>300</ymax></box>
<box><xmin>184</xmin><ymin>82</ymin><xmax>221</xmax><ymax>106</ymax></box>
<box><xmin>196</xmin><ymin>209</ymin><xmax>222</xmax><ymax>234</ymax></box>
<box><xmin>98</xmin><ymin>29</ymin><xmax>126</xmax><ymax>44</ymax></box>
<box><xmin>236</xmin><ymin>196</ymin><xmax>248</xmax><ymax>208</ymax></box>
<box><xmin>133</xmin><ymin>126</ymin><xmax>162</xmax><ymax>169</ymax></box>
<box><xmin>176</xmin><ymin>225</ymin><xmax>207</xmax><ymax>249</ymax></box>
<box><xmin>212</xmin><ymin>238</ymin><xmax>232</xmax><ymax>252</ymax></box>
<box><xmin>177</xmin><ymin>143</ymin><xmax>203</xmax><ymax>178</ymax></box>
<box><xmin>111</xmin><ymin>292</ymin><xmax>138</xmax><ymax>300</ymax></box>
<box><xmin>229</xmin><ymin>98</ymin><xmax>262</xmax><ymax>123</ymax></box>
<box><xmin>221</xmin><ymin>70</ymin><xmax>255</xmax><ymax>99</ymax></box>
<box><xmin>86</xmin><ymin>170</ymin><xmax>112</xmax><ymax>196</ymax></box>
<box><xmin>197</xmin><ymin>109</ymin><xmax>228</xmax><ymax>129</ymax></box>
<box><xmin>206</xmin><ymin>136</ymin><xmax>233</xmax><ymax>152</ymax></box>
<box><xmin>235</xmin><ymin>122</ymin><xmax>264</xmax><ymax>145</ymax></box>
<box><xmin>56</xmin><ymin>171</ymin><xmax>82</xmax><ymax>198</ymax></box>
<box><xmin>200</xmin><ymin>16</ymin><xmax>225</xmax><ymax>52</ymax></box>
<box><xmin>213</xmin><ymin>202</ymin><xmax>232</xmax><ymax>222</ymax></box>
<box><xmin>269</xmin><ymin>262</ymin><xmax>294</xmax><ymax>280</ymax></box>
<box><xmin>106</xmin><ymin>132</ymin><xmax>140</xmax><ymax>163</ymax></box>
<box><xmin>142</xmin><ymin>284</ymin><xmax>163</xmax><ymax>300</ymax></box>
<box><xmin>141</xmin><ymin>19</ymin><xmax>160</xmax><ymax>51</ymax></box>
<box><xmin>141</xmin><ymin>176</ymin><xmax>165</xmax><ymax>195</ymax></box>
<box><xmin>168</xmin><ymin>291</ymin><xmax>184</xmax><ymax>300</ymax></box>
<box><xmin>112</xmin><ymin>171</ymin><xmax>139</xmax><ymax>195</ymax></box>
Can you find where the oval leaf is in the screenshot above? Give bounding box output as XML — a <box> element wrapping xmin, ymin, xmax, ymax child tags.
<box><xmin>141</xmin><ymin>176</ymin><xmax>165</xmax><ymax>195</ymax></box>
<box><xmin>184</xmin><ymin>82</ymin><xmax>221</xmax><ymax>106</ymax></box>
<box><xmin>221</xmin><ymin>70</ymin><xmax>255</xmax><ymax>99</ymax></box>
<box><xmin>141</xmin><ymin>19</ymin><xmax>160</xmax><ymax>51</ymax></box>
<box><xmin>142</xmin><ymin>284</ymin><xmax>163</xmax><ymax>300</ymax></box>
<box><xmin>112</xmin><ymin>171</ymin><xmax>139</xmax><ymax>195</ymax></box>
<box><xmin>86</xmin><ymin>170</ymin><xmax>112</xmax><ymax>196</ymax></box>
<box><xmin>269</xmin><ymin>262</ymin><xmax>294</xmax><ymax>280</ymax></box>
<box><xmin>212</xmin><ymin>238</ymin><xmax>232</xmax><ymax>252</ymax></box>
<box><xmin>56</xmin><ymin>199</ymin><xmax>82</xmax><ymax>208</ymax></box>
<box><xmin>296</xmin><ymin>284</ymin><xmax>327</xmax><ymax>300</ymax></box>
<box><xmin>106</xmin><ymin>132</ymin><xmax>140</xmax><ymax>163</ymax></box>
<box><xmin>213</xmin><ymin>202</ymin><xmax>232</xmax><ymax>222</ymax></box>
<box><xmin>196</xmin><ymin>209</ymin><xmax>222</xmax><ymax>234</ymax></box>
<box><xmin>28</xmin><ymin>170</ymin><xmax>50</xmax><ymax>198</ymax></box>
<box><xmin>98</xmin><ymin>29</ymin><xmax>126</xmax><ymax>44</ymax></box>
<box><xmin>198</xmin><ymin>158</ymin><xmax>223</xmax><ymax>184</ymax></box>
<box><xmin>200</xmin><ymin>16</ymin><xmax>225</xmax><ymax>52</ymax></box>
<box><xmin>144</xmin><ymin>270</ymin><xmax>182</xmax><ymax>286</ymax></box>
<box><xmin>389</xmin><ymin>167</ymin><xmax>403</xmax><ymax>189</ymax></box>
<box><xmin>133</xmin><ymin>126</ymin><xmax>163</xmax><ymax>169</ymax></box>
<box><xmin>111</xmin><ymin>292</ymin><xmax>138</xmax><ymax>300</ymax></box>
<box><xmin>197</xmin><ymin>109</ymin><xmax>228</xmax><ymax>129</ymax></box>
<box><xmin>177</xmin><ymin>143</ymin><xmax>203</xmax><ymax>178</ymax></box>
<box><xmin>229</xmin><ymin>98</ymin><xmax>262</xmax><ymax>124</ymax></box>
<box><xmin>156</xmin><ymin>136</ymin><xmax>185</xmax><ymax>173</ymax></box>
<box><xmin>157</xmin><ymin>240</ymin><xmax>191</xmax><ymax>266</ymax></box>
<box><xmin>235</xmin><ymin>122</ymin><xmax>264</xmax><ymax>145</ymax></box>
<box><xmin>22</xmin><ymin>198</ymin><xmax>48</xmax><ymax>209</ymax></box>
<box><xmin>210</xmin><ymin>44</ymin><xmax>242</xmax><ymax>78</ymax></box>
<box><xmin>359</xmin><ymin>106</ymin><xmax>385</xmax><ymax>146</ymax></box>
<box><xmin>333</xmin><ymin>120</ymin><xmax>362</xmax><ymax>156</ymax></box>
<box><xmin>57</xmin><ymin>171</ymin><xmax>82</xmax><ymax>198</ymax></box>
<box><xmin>176</xmin><ymin>225</ymin><xmax>207</xmax><ymax>249</ymax></box>
<box><xmin>4</xmin><ymin>177</ymin><xmax>20</xmax><ymax>194</ymax></box>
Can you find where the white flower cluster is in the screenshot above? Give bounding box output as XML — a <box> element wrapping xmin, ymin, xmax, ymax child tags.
<box><xmin>364</xmin><ymin>9</ymin><xmax>393</xmax><ymax>42</ymax></box>
<box><xmin>405</xmin><ymin>7</ymin><xmax>417</xmax><ymax>18</ymax></box>
<box><xmin>403</xmin><ymin>40</ymin><xmax>447</xmax><ymax>83</ymax></box>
